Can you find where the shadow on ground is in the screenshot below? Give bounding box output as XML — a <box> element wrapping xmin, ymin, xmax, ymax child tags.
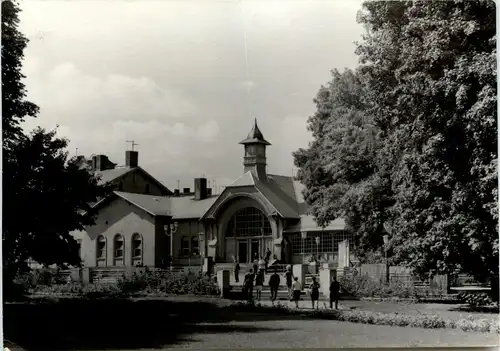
<box><xmin>4</xmin><ymin>297</ymin><xmax>299</xmax><ymax>350</ymax></box>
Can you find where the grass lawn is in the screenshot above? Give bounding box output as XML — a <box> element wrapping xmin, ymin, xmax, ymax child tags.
<box><xmin>4</xmin><ymin>295</ymin><xmax>499</xmax><ymax>350</ymax></box>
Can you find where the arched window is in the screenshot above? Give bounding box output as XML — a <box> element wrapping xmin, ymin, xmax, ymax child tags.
<box><xmin>131</xmin><ymin>233</ymin><xmax>142</xmax><ymax>259</ymax></box>
<box><xmin>191</xmin><ymin>236</ymin><xmax>199</xmax><ymax>256</ymax></box>
<box><xmin>225</xmin><ymin>207</ymin><xmax>272</xmax><ymax>237</ymax></box>
<box><xmin>96</xmin><ymin>235</ymin><xmax>106</xmax><ymax>260</ymax></box>
<box><xmin>114</xmin><ymin>234</ymin><xmax>124</xmax><ymax>259</ymax></box>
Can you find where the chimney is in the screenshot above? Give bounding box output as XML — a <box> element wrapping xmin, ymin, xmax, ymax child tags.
<box><xmin>126</xmin><ymin>150</ymin><xmax>138</xmax><ymax>168</ymax></box>
<box><xmin>183</xmin><ymin>187</ymin><xmax>190</xmax><ymax>194</ymax></box>
<box><xmin>94</xmin><ymin>155</ymin><xmax>110</xmax><ymax>171</ymax></box>
<box><xmin>195</xmin><ymin>178</ymin><xmax>208</xmax><ymax>200</ymax></box>
<box><xmin>174</xmin><ymin>189</ymin><xmax>180</xmax><ymax>197</ymax></box>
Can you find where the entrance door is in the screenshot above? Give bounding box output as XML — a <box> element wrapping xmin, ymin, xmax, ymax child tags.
<box><xmin>251</xmin><ymin>240</ymin><xmax>260</xmax><ymax>261</ymax></box>
<box><xmin>238</xmin><ymin>241</ymin><xmax>248</xmax><ymax>263</ymax></box>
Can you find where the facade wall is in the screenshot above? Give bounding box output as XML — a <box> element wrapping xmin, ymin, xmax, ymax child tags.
<box><xmin>81</xmin><ymin>198</ymin><xmax>156</xmax><ymax>267</ymax></box>
<box><xmin>172</xmin><ymin>219</ymin><xmax>204</xmax><ymax>266</ymax></box>
<box><xmin>110</xmin><ymin>169</ymin><xmax>166</xmax><ymax>196</ymax></box>
<box><xmin>214</xmin><ymin>195</ymin><xmax>278</xmax><ymax>263</ymax></box>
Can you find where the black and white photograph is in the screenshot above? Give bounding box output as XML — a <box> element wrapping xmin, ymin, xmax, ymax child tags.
<box><xmin>2</xmin><ymin>0</ymin><xmax>498</xmax><ymax>350</ymax></box>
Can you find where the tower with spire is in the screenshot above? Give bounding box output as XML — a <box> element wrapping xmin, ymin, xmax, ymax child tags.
<box><xmin>239</xmin><ymin>118</ymin><xmax>271</xmax><ymax>181</ymax></box>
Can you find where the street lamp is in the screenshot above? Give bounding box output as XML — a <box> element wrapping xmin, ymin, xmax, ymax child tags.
<box><xmin>199</xmin><ymin>232</ymin><xmax>205</xmax><ymax>274</ymax></box>
<box><xmin>315</xmin><ymin>236</ymin><xmax>320</xmax><ymax>273</ymax></box>
<box><xmin>164</xmin><ymin>221</ymin><xmax>179</xmax><ymax>271</ymax></box>
<box><xmin>383</xmin><ymin>234</ymin><xmax>390</xmax><ymax>283</ymax></box>
<box><xmin>301</xmin><ymin>231</ymin><xmax>307</xmax><ymax>264</ymax></box>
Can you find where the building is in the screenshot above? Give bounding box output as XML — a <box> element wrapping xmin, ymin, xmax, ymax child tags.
<box><xmin>79</xmin><ymin>120</ymin><xmax>355</xmax><ymax>268</ymax></box>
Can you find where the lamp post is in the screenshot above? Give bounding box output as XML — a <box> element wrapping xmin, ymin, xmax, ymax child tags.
<box><xmin>383</xmin><ymin>234</ymin><xmax>390</xmax><ymax>283</ymax></box>
<box><xmin>164</xmin><ymin>221</ymin><xmax>179</xmax><ymax>271</ymax></box>
<box><xmin>199</xmin><ymin>232</ymin><xmax>205</xmax><ymax>274</ymax></box>
<box><xmin>315</xmin><ymin>236</ymin><xmax>320</xmax><ymax>273</ymax></box>
<box><xmin>301</xmin><ymin>231</ymin><xmax>307</xmax><ymax>264</ymax></box>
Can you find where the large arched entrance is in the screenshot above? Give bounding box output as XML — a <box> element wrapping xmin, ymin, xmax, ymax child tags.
<box><xmin>225</xmin><ymin>206</ymin><xmax>272</xmax><ymax>263</ymax></box>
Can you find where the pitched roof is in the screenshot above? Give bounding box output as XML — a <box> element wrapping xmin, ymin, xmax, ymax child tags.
<box><xmin>95</xmin><ymin>166</ymin><xmax>173</xmax><ymax>195</ymax></box>
<box><xmin>283</xmin><ymin>215</ymin><xmax>346</xmax><ymax>233</ymax></box>
<box><xmin>115</xmin><ymin>191</ymin><xmax>171</xmax><ymax>216</ymax></box>
<box><xmin>239</xmin><ymin>118</ymin><xmax>271</xmax><ymax>145</ymax></box>
<box><xmin>95</xmin><ymin>167</ymin><xmax>132</xmax><ymax>184</ymax></box>
<box><xmin>169</xmin><ymin>195</ymin><xmax>218</xmax><ymax>220</ymax></box>
<box><xmin>227</xmin><ymin>171</ymin><xmax>255</xmax><ymax>187</ymax></box>
<box><xmin>254</xmin><ymin>176</ymin><xmax>300</xmax><ymax>219</ymax></box>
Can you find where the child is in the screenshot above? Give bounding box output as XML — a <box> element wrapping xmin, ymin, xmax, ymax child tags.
<box><xmin>284</xmin><ymin>265</ymin><xmax>294</xmax><ymax>301</ymax></box>
<box><xmin>291</xmin><ymin>277</ymin><xmax>302</xmax><ymax>308</ymax></box>
<box><xmin>309</xmin><ymin>276</ymin><xmax>320</xmax><ymax>309</ymax></box>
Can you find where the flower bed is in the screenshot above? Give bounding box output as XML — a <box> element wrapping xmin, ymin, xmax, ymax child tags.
<box><xmin>227</xmin><ymin>301</ymin><xmax>500</xmax><ymax>334</ymax></box>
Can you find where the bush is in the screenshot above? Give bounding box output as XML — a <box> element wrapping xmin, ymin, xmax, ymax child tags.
<box><xmin>457</xmin><ymin>292</ymin><xmax>494</xmax><ymax>307</ymax></box>
<box><xmin>338</xmin><ymin>274</ymin><xmax>442</xmax><ymax>298</ymax></box>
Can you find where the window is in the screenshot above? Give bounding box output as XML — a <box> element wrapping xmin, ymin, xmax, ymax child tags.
<box><xmin>145</xmin><ymin>184</ymin><xmax>150</xmax><ymax>194</ymax></box>
<box><xmin>225</xmin><ymin>207</ymin><xmax>272</xmax><ymax>237</ymax></box>
<box><xmin>132</xmin><ymin>233</ymin><xmax>142</xmax><ymax>258</ymax></box>
<box><xmin>181</xmin><ymin>236</ymin><xmax>190</xmax><ymax>256</ymax></box>
<box><xmin>96</xmin><ymin>236</ymin><xmax>106</xmax><ymax>259</ymax></box>
<box><xmin>290</xmin><ymin>231</ymin><xmax>349</xmax><ymax>254</ymax></box>
<box><xmin>191</xmin><ymin>236</ymin><xmax>199</xmax><ymax>256</ymax></box>
<box><xmin>114</xmin><ymin>234</ymin><xmax>124</xmax><ymax>258</ymax></box>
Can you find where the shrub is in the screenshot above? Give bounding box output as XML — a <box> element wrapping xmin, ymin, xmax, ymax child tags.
<box><xmin>457</xmin><ymin>292</ymin><xmax>493</xmax><ymax>307</ymax></box>
<box><xmin>338</xmin><ymin>274</ymin><xmax>442</xmax><ymax>298</ymax></box>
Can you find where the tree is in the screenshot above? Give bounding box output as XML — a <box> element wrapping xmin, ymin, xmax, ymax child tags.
<box><xmin>293</xmin><ymin>68</ymin><xmax>392</xmax><ymax>262</ymax></box>
<box><xmin>295</xmin><ymin>0</ymin><xmax>497</xmax><ymax>297</ymax></box>
<box><xmin>2</xmin><ymin>0</ymin><xmax>38</xmax><ymax>153</ymax></box>
<box><xmin>2</xmin><ymin>1</ymin><xmax>111</xmax><ymax>294</ymax></box>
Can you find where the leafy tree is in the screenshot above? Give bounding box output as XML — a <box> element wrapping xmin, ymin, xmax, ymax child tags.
<box><xmin>295</xmin><ymin>0</ymin><xmax>497</xmax><ymax>297</ymax></box>
<box><xmin>2</xmin><ymin>0</ymin><xmax>38</xmax><ymax>153</ymax></box>
<box><xmin>2</xmin><ymin>1</ymin><xmax>111</xmax><ymax>296</ymax></box>
<box><xmin>293</xmin><ymin>69</ymin><xmax>392</xmax><ymax>263</ymax></box>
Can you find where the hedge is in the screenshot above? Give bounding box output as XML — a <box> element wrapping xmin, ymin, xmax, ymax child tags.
<box><xmin>23</xmin><ymin>269</ymin><xmax>220</xmax><ymax>299</ymax></box>
<box><xmin>228</xmin><ymin>301</ymin><xmax>500</xmax><ymax>334</ymax></box>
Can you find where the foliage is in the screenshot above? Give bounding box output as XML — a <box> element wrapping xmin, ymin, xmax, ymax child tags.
<box><xmin>1</xmin><ymin>0</ymin><xmax>39</xmax><ymax>152</ymax></box>
<box><xmin>3</xmin><ymin>128</ymin><xmax>112</xmax><ymax>279</ymax></box>
<box><xmin>457</xmin><ymin>292</ymin><xmax>494</xmax><ymax>308</ymax></box>
<box><xmin>29</xmin><ymin>269</ymin><xmax>220</xmax><ymax>297</ymax></box>
<box><xmin>293</xmin><ymin>0</ymin><xmax>498</xmax><ymax>293</ymax></box>
<box><xmin>2</xmin><ymin>0</ymin><xmax>112</xmax><ymax>298</ymax></box>
<box><xmin>338</xmin><ymin>274</ymin><xmax>442</xmax><ymax>299</ymax></box>
<box><xmin>236</xmin><ymin>301</ymin><xmax>500</xmax><ymax>334</ymax></box>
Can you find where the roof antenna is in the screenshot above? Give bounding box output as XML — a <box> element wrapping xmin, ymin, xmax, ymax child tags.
<box><xmin>126</xmin><ymin>140</ymin><xmax>139</xmax><ymax>151</ymax></box>
<box><xmin>241</xmin><ymin>0</ymin><xmax>252</xmax><ymax>119</ymax></box>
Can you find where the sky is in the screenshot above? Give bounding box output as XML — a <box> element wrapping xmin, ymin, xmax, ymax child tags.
<box><xmin>19</xmin><ymin>0</ymin><xmax>365</xmax><ymax>193</ymax></box>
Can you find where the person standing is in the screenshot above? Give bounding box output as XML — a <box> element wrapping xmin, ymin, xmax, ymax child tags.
<box><xmin>309</xmin><ymin>276</ymin><xmax>320</xmax><ymax>309</ymax></box>
<box><xmin>234</xmin><ymin>260</ymin><xmax>240</xmax><ymax>283</ymax></box>
<box><xmin>244</xmin><ymin>269</ymin><xmax>255</xmax><ymax>301</ymax></box>
<box><xmin>254</xmin><ymin>269</ymin><xmax>264</xmax><ymax>301</ymax></box>
<box><xmin>258</xmin><ymin>256</ymin><xmax>266</xmax><ymax>279</ymax></box>
<box><xmin>291</xmin><ymin>277</ymin><xmax>302</xmax><ymax>308</ymax></box>
<box><xmin>330</xmin><ymin>276</ymin><xmax>340</xmax><ymax>309</ymax></box>
<box><xmin>252</xmin><ymin>254</ymin><xmax>259</xmax><ymax>277</ymax></box>
<box><xmin>284</xmin><ymin>265</ymin><xmax>294</xmax><ymax>301</ymax></box>
<box><xmin>265</xmin><ymin>248</ymin><xmax>272</xmax><ymax>269</ymax></box>
<box><xmin>269</xmin><ymin>268</ymin><xmax>280</xmax><ymax>304</ymax></box>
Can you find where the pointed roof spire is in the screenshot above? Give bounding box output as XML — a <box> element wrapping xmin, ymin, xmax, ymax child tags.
<box><xmin>239</xmin><ymin>118</ymin><xmax>271</xmax><ymax>145</ymax></box>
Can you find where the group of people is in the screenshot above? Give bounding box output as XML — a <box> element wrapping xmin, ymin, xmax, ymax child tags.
<box><xmin>239</xmin><ymin>264</ymin><xmax>341</xmax><ymax>309</ymax></box>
